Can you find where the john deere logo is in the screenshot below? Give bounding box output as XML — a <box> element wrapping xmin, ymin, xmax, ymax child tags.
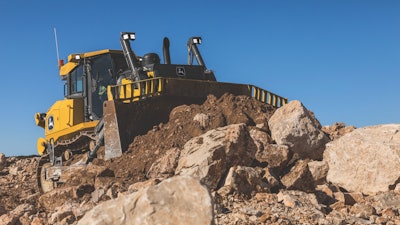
<box><xmin>48</xmin><ymin>116</ymin><xmax>54</xmax><ymax>130</ymax></box>
<box><xmin>176</xmin><ymin>67</ymin><xmax>185</xmax><ymax>76</ymax></box>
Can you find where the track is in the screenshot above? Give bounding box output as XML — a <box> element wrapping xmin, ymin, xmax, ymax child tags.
<box><xmin>36</xmin><ymin>130</ymin><xmax>97</xmax><ymax>193</ymax></box>
<box><xmin>36</xmin><ymin>156</ymin><xmax>53</xmax><ymax>193</ymax></box>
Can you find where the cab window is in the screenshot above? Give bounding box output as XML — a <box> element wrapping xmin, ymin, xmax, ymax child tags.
<box><xmin>69</xmin><ymin>64</ymin><xmax>83</xmax><ymax>95</ymax></box>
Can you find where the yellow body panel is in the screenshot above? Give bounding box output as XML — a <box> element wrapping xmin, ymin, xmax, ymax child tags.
<box><xmin>59</xmin><ymin>61</ymin><xmax>79</xmax><ymax>76</ymax></box>
<box><xmin>44</xmin><ymin>98</ymin><xmax>98</xmax><ymax>143</ymax></box>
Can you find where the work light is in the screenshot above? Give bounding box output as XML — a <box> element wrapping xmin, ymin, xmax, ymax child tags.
<box><xmin>122</xmin><ymin>32</ymin><xmax>136</xmax><ymax>40</ymax></box>
<box><xmin>192</xmin><ymin>37</ymin><xmax>202</xmax><ymax>44</ymax></box>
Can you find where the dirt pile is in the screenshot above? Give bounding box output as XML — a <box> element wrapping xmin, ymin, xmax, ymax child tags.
<box><xmin>1</xmin><ymin>94</ymin><xmax>400</xmax><ymax>225</ymax></box>
<box><xmin>103</xmin><ymin>93</ymin><xmax>276</xmax><ymax>184</ymax></box>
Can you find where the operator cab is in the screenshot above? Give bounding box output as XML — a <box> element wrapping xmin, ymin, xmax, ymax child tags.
<box><xmin>62</xmin><ymin>50</ymin><xmax>128</xmax><ymax>121</ymax></box>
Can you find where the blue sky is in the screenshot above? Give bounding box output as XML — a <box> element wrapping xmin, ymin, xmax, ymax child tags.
<box><xmin>0</xmin><ymin>1</ymin><xmax>399</xmax><ymax>156</ymax></box>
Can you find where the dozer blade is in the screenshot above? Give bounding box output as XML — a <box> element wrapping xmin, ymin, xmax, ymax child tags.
<box><xmin>103</xmin><ymin>78</ymin><xmax>287</xmax><ymax>160</ymax></box>
<box><xmin>103</xmin><ymin>100</ymin><xmax>124</xmax><ymax>160</ymax></box>
<box><xmin>102</xmin><ymin>95</ymin><xmax>206</xmax><ymax>160</ymax></box>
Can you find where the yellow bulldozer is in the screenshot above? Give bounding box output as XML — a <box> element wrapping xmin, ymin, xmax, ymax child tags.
<box><xmin>34</xmin><ymin>32</ymin><xmax>287</xmax><ymax>193</ymax></box>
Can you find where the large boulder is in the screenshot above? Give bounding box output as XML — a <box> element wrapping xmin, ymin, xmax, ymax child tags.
<box><xmin>324</xmin><ymin>124</ymin><xmax>400</xmax><ymax>195</ymax></box>
<box><xmin>175</xmin><ymin>123</ymin><xmax>256</xmax><ymax>190</ymax></box>
<box><xmin>269</xmin><ymin>100</ymin><xmax>330</xmax><ymax>160</ymax></box>
<box><xmin>77</xmin><ymin>176</ymin><xmax>214</xmax><ymax>225</ymax></box>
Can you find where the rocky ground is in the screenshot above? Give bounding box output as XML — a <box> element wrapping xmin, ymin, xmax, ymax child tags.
<box><xmin>1</xmin><ymin>93</ymin><xmax>400</xmax><ymax>225</ymax></box>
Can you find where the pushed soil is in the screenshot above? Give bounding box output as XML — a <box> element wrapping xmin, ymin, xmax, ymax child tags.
<box><xmin>101</xmin><ymin>93</ymin><xmax>276</xmax><ymax>185</ymax></box>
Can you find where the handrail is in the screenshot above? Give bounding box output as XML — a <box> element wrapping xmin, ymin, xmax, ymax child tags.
<box><xmin>107</xmin><ymin>78</ymin><xmax>165</xmax><ymax>102</ymax></box>
<box><xmin>248</xmin><ymin>85</ymin><xmax>288</xmax><ymax>107</ymax></box>
<box><xmin>107</xmin><ymin>77</ymin><xmax>287</xmax><ymax>107</ymax></box>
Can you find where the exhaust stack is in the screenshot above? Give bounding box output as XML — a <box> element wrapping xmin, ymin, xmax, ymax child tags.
<box><xmin>163</xmin><ymin>37</ymin><xmax>171</xmax><ymax>64</ymax></box>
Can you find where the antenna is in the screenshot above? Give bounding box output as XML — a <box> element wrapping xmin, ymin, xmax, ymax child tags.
<box><xmin>54</xmin><ymin>27</ymin><xmax>64</xmax><ymax>68</ymax></box>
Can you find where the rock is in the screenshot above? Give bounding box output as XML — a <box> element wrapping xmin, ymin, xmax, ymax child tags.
<box><xmin>281</xmin><ymin>160</ymin><xmax>315</xmax><ymax>192</ymax></box>
<box><xmin>62</xmin><ymin>164</ymin><xmax>112</xmax><ymax>188</ymax></box>
<box><xmin>251</xmin><ymin>127</ymin><xmax>291</xmax><ymax>173</ymax></box>
<box><xmin>325</xmin><ymin>210</ymin><xmax>347</xmax><ymax>225</ymax></box>
<box><xmin>254</xmin><ymin>192</ymin><xmax>278</xmax><ymax>203</ymax></box>
<box><xmin>349</xmin><ymin>203</ymin><xmax>377</xmax><ymax>220</ymax></box>
<box><xmin>262</xmin><ymin>168</ymin><xmax>281</xmax><ymax>191</ymax></box>
<box><xmin>8</xmin><ymin>166</ymin><xmax>21</xmax><ymax>176</ymax></box>
<box><xmin>91</xmin><ymin>188</ymin><xmax>106</xmax><ymax>203</ymax></box>
<box><xmin>30</xmin><ymin>217</ymin><xmax>46</xmax><ymax>225</ymax></box>
<box><xmin>381</xmin><ymin>208</ymin><xmax>397</xmax><ymax>218</ymax></box>
<box><xmin>147</xmin><ymin>148</ymin><xmax>180</xmax><ymax>179</ymax></box>
<box><xmin>169</xmin><ymin>105</ymin><xmax>192</xmax><ymax>119</ymax></box>
<box><xmin>316</xmin><ymin>184</ymin><xmax>334</xmax><ymax>198</ymax></box>
<box><xmin>0</xmin><ymin>203</ymin><xmax>34</xmax><ymax>225</ymax></box>
<box><xmin>127</xmin><ymin>178</ymin><xmax>161</xmax><ymax>193</ymax></box>
<box><xmin>277</xmin><ymin>191</ymin><xmax>301</xmax><ymax>208</ymax></box>
<box><xmin>224</xmin><ymin>124</ymin><xmax>256</xmax><ymax>167</ymax></box>
<box><xmin>175</xmin><ymin>128</ymin><xmax>227</xmax><ymax>190</ymax></box>
<box><xmin>175</xmin><ymin>124</ymin><xmax>256</xmax><ymax>190</ymax></box>
<box><xmin>315</xmin><ymin>184</ymin><xmax>336</xmax><ymax>206</ymax></box>
<box><xmin>193</xmin><ymin>113</ymin><xmax>210</xmax><ymax>128</ymax></box>
<box><xmin>307</xmin><ymin>160</ymin><xmax>328</xmax><ymax>185</ymax></box>
<box><xmin>76</xmin><ymin>183</ymin><xmax>95</xmax><ymax>198</ymax></box>
<box><xmin>39</xmin><ymin>187</ymin><xmax>76</xmax><ymax>211</ymax></box>
<box><xmin>77</xmin><ymin>176</ymin><xmax>214</xmax><ymax>225</ymax></box>
<box><xmin>277</xmin><ymin>190</ymin><xmax>323</xmax><ymax>211</ymax></box>
<box><xmin>49</xmin><ymin>201</ymin><xmax>79</xmax><ymax>224</ymax></box>
<box><xmin>269</xmin><ymin>100</ymin><xmax>330</xmax><ymax>160</ymax></box>
<box><xmin>347</xmin><ymin>192</ymin><xmax>364</xmax><ymax>204</ymax></box>
<box><xmin>0</xmin><ymin>153</ymin><xmax>5</xmax><ymax>171</ymax></box>
<box><xmin>369</xmin><ymin>191</ymin><xmax>400</xmax><ymax>214</ymax></box>
<box><xmin>249</xmin><ymin>128</ymin><xmax>273</xmax><ymax>149</ymax></box>
<box><xmin>216</xmin><ymin>185</ymin><xmax>233</xmax><ymax>197</ymax></box>
<box><xmin>11</xmin><ymin>203</ymin><xmax>33</xmax><ymax>216</ymax></box>
<box><xmin>105</xmin><ymin>182</ymin><xmax>126</xmax><ymax>199</ymax></box>
<box><xmin>263</xmin><ymin>144</ymin><xmax>290</xmax><ymax>172</ymax></box>
<box><xmin>347</xmin><ymin>216</ymin><xmax>373</xmax><ymax>225</ymax></box>
<box><xmin>322</xmin><ymin>122</ymin><xmax>356</xmax><ymax>140</ymax></box>
<box><xmin>324</xmin><ymin>124</ymin><xmax>400</xmax><ymax>194</ymax></box>
<box><xmin>0</xmin><ymin>205</ymin><xmax>5</xmax><ymax>215</ymax></box>
<box><xmin>333</xmin><ymin>192</ymin><xmax>359</xmax><ymax>206</ymax></box>
<box><xmin>0</xmin><ymin>214</ymin><xmax>18</xmax><ymax>225</ymax></box>
<box><xmin>395</xmin><ymin>183</ymin><xmax>400</xmax><ymax>192</ymax></box>
<box><xmin>220</xmin><ymin>166</ymin><xmax>272</xmax><ymax>197</ymax></box>
<box><xmin>73</xmin><ymin>201</ymin><xmax>96</xmax><ymax>219</ymax></box>
<box><xmin>375</xmin><ymin>216</ymin><xmax>389</xmax><ymax>224</ymax></box>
